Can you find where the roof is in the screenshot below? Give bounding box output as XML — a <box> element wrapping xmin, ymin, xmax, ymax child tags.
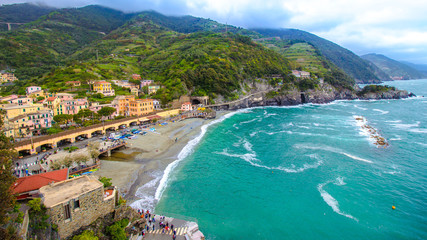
<box><xmin>13</xmin><ymin>168</ymin><xmax>69</xmax><ymax>195</ymax></box>
<box><xmin>94</xmin><ymin>81</ymin><xmax>110</xmax><ymax>84</ymax></box>
<box><xmin>26</xmin><ymin>86</ymin><xmax>41</xmax><ymax>88</ymax></box>
<box><xmin>46</xmin><ymin>97</ymin><xmax>57</xmax><ymax>101</ymax></box>
<box><xmin>182</xmin><ymin>102</ymin><xmax>192</xmax><ymax>105</ymax></box>
<box><xmin>40</xmin><ymin>175</ymin><xmax>103</xmax><ymax>208</ymax></box>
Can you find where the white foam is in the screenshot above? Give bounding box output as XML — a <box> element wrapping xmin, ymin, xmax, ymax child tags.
<box><xmin>415</xmin><ymin>142</ymin><xmax>427</xmax><ymax>147</ymax></box>
<box><xmin>335</xmin><ymin>176</ymin><xmax>346</xmax><ymax>186</ymax></box>
<box><xmin>385</xmin><ymin>120</ymin><xmax>402</xmax><ymax>123</ymax></box>
<box><xmin>154</xmin><ymin>109</ymin><xmax>245</xmax><ymax>200</ymax></box>
<box><xmin>317</xmin><ymin>182</ymin><xmax>358</xmax><ymax>221</ymax></box>
<box><xmin>130</xmin><ymin>172</ymin><xmax>162</xmax><ymax>211</ymax></box>
<box><xmin>240</xmin><ymin>118</ymin><xmax>258</xmax><ymax>125</ymax></box>
<box><xmin>390</xmin><ymin>121</ymin><xmax>427</xmax><ymax>133</ymax></box>
<box><xmin>294</xmin><ymin>144</ymin><xmax>373</xmax><ymax>164</ymax></box>
<box><xmin>354</xmin><ymin>105</ymin><xmax>367</xmax><ymax>110</ymax></box>
<box><xmin>373</xmin><ymin>109</ymin><xmax>389</xmax><ymax>115</ymax></box>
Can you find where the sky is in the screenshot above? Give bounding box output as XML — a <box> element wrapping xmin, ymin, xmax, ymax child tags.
<box><xmin>3</xmin><ymin>0</ymin><xmax>427</xmax><ymax>64</ymax></box>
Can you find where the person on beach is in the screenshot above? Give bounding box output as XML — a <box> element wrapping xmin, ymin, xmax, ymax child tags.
<box><xmin>172</xmin><ymin>234</ymin><xmax>176</xmax><ymax>240</ymax></box>
<box><xmin>171</xmin><ymin>224</ymin><xmax>174</xmax><ymax>231</ymax></box>
<box><xmin>152</xmin><ymin>225</ymin><xmax>155</xmax><ymax>231</ymax></box>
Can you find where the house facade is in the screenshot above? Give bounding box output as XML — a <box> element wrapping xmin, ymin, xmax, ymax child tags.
<box><xmin>93</xmin><ymin>81</ymin><xmax>115</xmax><ymax>97</ymax></box>
<box><xmin>112</xmin><ymin>95</ymin><xmax>135</xmax><ymax>116</ymax></box>
<box><xmin>65</xmin><ymin>81</ymin><xmax>81</xmax><ymax>87</ymax></box>
<box><xmin>140</xmin><ymin>80</ymin><xmax>154</xmax><ymax>87</ymax></box>
<box><xmin>89</xmin><ymin>103</ymin><xmax>118</xmax><ymax>118</ymax></box>
<box><xmin>57</xmin><ymin>98</ymin><xmax>88</xmax><ymax>115</ymax></box>
<box><xmin>153</xmin><ymin>99</ymin><xmax>161</xmax><ymax>110</ymax></box>
<box><xmin>148</xmin><ymin>85</ymin><xmax>160</xmax><ymax>94</ymax></box>
<box><xmin>39</xmin><ymin>176</ymin><xmax>117</xmax><ymax>239</ymax></box>
<box><xmin>129</xmin><ymin>99</ymin><xmax>154</xmax><ymax>116</ymax></box>
<box><xmin>181</xmin><ymin>102</ymin><xmax>193</xmax><ymax>111</ymax></box>
<box><xmin>26</xmin><ymin>86</ymin><xmax>42</xmax><ymax>95</ymax></box>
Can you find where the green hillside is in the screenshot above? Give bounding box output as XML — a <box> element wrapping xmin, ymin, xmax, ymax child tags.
<box><xmin>0</xmin><ymin>3</ymin><xmax>55</xmax><ymax>31</ymax></box>
<box><xmin>252</xmin><ymin>28</ymin><xmax>384</xmax><ymax>83</ymax></box>
<box><xmin>362</xmin><ymin>53</ymin><xmax>426</xmax><ymax>80</ymax></box>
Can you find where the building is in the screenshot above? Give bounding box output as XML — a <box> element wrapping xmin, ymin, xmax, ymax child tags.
<box><xmin>57</xmin><ymin>98</ymin><xmax>88</xmax><ymax>115</ymax></box>
<box><xmin>93</xmin><ymin>81</ymin><xmax>115</xmax><ymax>97</ymax></box>
<box><xmin>39</xmin><ymin>175</ymin><xmax>117</xmax><ymax>239</ymax></box>
<box><xmin>55</xmin><ymin>93</ymin><xmax>75</xmax><ymax>101</ymax></box>
<box><xmin>112</xmin><ymin>95</ymin><xmax>135</xmax><ymax>116</ymax></box>
<box><xmin>132</xmin><ymin>74</ymin><xmax>141</xmax><ymax>80</ymax></box>
<box><xmin>26</xmin><ymin>86</ymin><xmax>42</xmax><ymax>95</ymax></box>
<box><xmin>111</xmin><ymin>80</ymin><xmax>139</xmax><ymax>89</ymax></box>
<box><xmin>89</xmin><ymin>103</ymin><xmax>118</xmax><ymax>118</ymax></box>
<box><xmin>140</xmin><ymin>80</ymin><xmax>154</xmax><ymax>87</ymax></box>
<box><xmin>28</xmin><ymin>90</ymin><xmax>46</xmax><ymax>101</ymax></box>
<box><xmin>129</xmin><ymin>99</ymin><xmax>154</xmax><ymax>116</ymax></box>
<box><xmin>13</xmin><ymin>169</ymin><xmax>69</xmax><ymax>200</ymax></box>
<box><xmin>7</xmin><ymin>96</ymin><xmax>32</xmax><ymax>106</ymax></box>
<box><xmin>2</xmin><ymin>104</ymin><xmax>54</xmax><ymax>137</ymax></box>
<box><xmin>181</xmin><ymin>102</ymin><xmax>193</xmax><ymax>111</ymax></box>
<box><xmin>148</xmin><ymin>85</ymin><xmax>160</xmax><ymax>94</ymax></box>
<box><xmin>43</xmin><ymin>97</ymin><xmax>61</xmax><ymax>114</ymax></box>
<box><xmin>291</xmin><ymin>70</ymin><xmax>310</xmax><ymax>79</ymax></box>
<box><xmin>65</xmin><ymin>81</ymin><xmax>81</xmax><ymax>87</ymax></box>
<box><xmin>131</xmin><ymin>88</ymin><xmax>139</xmax><ymax>96</ymax></box>
<box><xmin>1</xmin><ymin>72</ymin><xmax>18</xmax><ymax>82</ymax></box>
<box><xmin>153</xmin><ymin>99</ymin><xmax>161</xmax><ymax>110</ymax></box>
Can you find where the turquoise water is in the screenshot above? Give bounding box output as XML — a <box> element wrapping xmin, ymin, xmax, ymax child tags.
<box><xmin>155</xmin><ymin>80</ymin><xmax>427</xmax><ymax>240</ymax></box>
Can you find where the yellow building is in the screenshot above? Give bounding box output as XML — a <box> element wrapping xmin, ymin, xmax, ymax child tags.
<box><xmin>112</xmin><ymin>95</ymin><xmax>135</xmax><ymax>116</ymax></box>
<box><xmin>28</xmin><ymin>90</ymin><xmax>46</xmax><ymax>101</ymax></box>
<box><xmin>129</xmin><ymin>99</ymin><xmax>154</xmax><ymax>116</ymax></box>
<box><xmin>148</xmin><ymin>85</ymin><xmax>160</xmax><ymax>94</ymax></box>
<box><xmin>131</xmin><ymin>88</ymin><xmax>139</xmax><ymax>96</ymax></box>
<box><xmin>1</xmin><ymin>104</ymin><xmax>45</xmax><ymax>119</ymax></box>
<box><xmin>93</xmin><ymin>81</ymin><xmax>115</xmax><ymax>96</ymax></box>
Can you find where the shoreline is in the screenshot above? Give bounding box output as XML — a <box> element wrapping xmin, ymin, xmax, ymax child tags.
<box><xmin>94</xmin><ymin>111</ymin><xmax>231</xmax><ymax>212</ymax></box>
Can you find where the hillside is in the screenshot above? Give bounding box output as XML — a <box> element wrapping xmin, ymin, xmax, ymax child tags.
<box><xmin>0</xmin><ymin>3</ymin><xmax>55</xmax><ymax>31</ymax></box>
<box><xmin>252</xmin><ymin>28</ymin><xmax>385</xmax><ymax>83</ymax></box>
<box><xmin>362</xmin><ymin>53</ymin><xmax>426</xmax><ymax>80</ymax></box>
<box><xmin>400</xmin><ymin>61</ymin><xmax>427</xmax><ymax>76</ymax></box>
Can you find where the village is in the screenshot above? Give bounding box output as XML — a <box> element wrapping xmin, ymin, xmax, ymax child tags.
<box><xmin>0</xmin><ymin>70</ymin><xmax>214</xmax><ymax>240</ymax></box>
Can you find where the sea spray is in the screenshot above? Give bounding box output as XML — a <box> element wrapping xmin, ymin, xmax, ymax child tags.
<box><xmin>154</xmin><ymin>109</ymin><xmax>249</xmax><ymax>200</ymax></box>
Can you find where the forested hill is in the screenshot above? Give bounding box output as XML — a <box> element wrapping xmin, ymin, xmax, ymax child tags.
<box><xmin>0</xmin><ymin>3</ymin><xmax>55</xmax><ymax>30</ymax></box>
<box><xmin>362</xmin><ymin>54</ymin><xmax>426</xmax><ymax>80</ymax></box>
<box><xmin>252</xmin><ymin>28</ymin><xmax>385</xmax><ymax>83</ymax></box>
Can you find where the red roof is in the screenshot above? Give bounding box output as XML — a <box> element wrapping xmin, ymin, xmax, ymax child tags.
<box><xmin>13</xmin><ymin>168</ymin><xmax>69</xmax><ymax>194</ymax></box>
<box><xmin>147</xmin><ymin>115</ymin><xmax>162</xmax><ymax>120</ymax></box>
<box><xmin>46</xmin><ymin>97</ymin><xmax>56</xmax><ymax>101</ymax></box>
<box><xmin>182</xmin><ymin>102</ymin><xmax>191</xmax><ymax>105</ymax></box>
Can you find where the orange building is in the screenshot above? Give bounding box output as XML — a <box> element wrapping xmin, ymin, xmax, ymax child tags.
<box><xmin>129</xmin><ymin>99</ymin><xmax>154</xmax><ymax>116</ymax></box>
<box><xmin>112</xmin><ymin>95</ymin><xmax>135</xmax><ymax>116</ymax></box>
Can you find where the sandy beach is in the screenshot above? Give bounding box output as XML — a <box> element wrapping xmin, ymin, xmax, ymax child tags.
<box><xmin>94</xmin><ymin>112</ymin><xmax>228</xmax><ymax>210</ymax></box>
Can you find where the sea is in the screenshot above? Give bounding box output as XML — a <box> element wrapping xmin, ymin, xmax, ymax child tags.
<box><xmin>152</xmin><ymin>80</ymin><xmax>427</xmax><ymax>239</ymax></box>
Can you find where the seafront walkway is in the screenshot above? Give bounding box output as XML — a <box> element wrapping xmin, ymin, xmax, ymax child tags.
<box><xmin>131</xmin><ymin>214</ymin><xmax>203</xmax><ymax>240</ymax></box>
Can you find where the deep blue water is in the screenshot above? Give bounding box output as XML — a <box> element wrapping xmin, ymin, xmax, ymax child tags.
<box><xmin>156</xmin><ymin>79</ymin><xmax>427</xmax><ymax>239</ymax></box>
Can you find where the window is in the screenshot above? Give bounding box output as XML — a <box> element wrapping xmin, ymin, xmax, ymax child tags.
<box><xmin>74</xmin><ymin>199</ymin><xmax>80</xmax><ymax>209</ymax></box>
<box><xmin>64</xmin><ymin>204</ymin><xmax>71</xmax><ymax>220</ymax></box>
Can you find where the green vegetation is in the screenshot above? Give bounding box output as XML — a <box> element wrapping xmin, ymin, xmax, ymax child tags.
<box><xmin>357</xmin><ymin>85</ymin><xmax>396</xmax><ymax>96</ymax></box>
<box><xmin>28</xmin><ymin>198</ymin><xmax>51</xmax><ymax>238</ymax></box>
<box><xmin>0</xmin><ymin>110</ymin><xmax>19</xmax><ymax>239</ymax></box>
<box><xmin>72</xmin><ymin>230</ymin><xmax>99</xmax><ymax>240</ymax></box>
<box><xmin>106</xmin><ymin>218</ymin><xmax>129</xmax><ymax>240</ymax></box>
<box><xmin>99</xmin><ymin>177</ymin><xmax>112</xmax><ymax>188</ymax></box>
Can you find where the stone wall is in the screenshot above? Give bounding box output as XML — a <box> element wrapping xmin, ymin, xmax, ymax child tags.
<box><xmin>47</xmin><ymin>186</ymin><xmax>116</xmax><ymax>239</ymax></box>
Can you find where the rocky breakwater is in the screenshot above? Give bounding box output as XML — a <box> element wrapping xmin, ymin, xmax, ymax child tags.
<box><xmin>354</xmin><ymin>116</ymin><xmax>389</xmax><ymax>148</ymax></box>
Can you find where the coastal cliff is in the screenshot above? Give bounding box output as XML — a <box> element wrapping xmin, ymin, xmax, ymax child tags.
<box><xmin>213</xmin><ymin>82</ymin><xmax>414</xmax><ymax>110</ymax></box>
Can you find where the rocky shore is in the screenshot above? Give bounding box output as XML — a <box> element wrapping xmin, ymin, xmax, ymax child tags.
<box><xmin>213</xmin><ymin>82</ymin><xmax>415</xmax><ymax>110</ymax></box>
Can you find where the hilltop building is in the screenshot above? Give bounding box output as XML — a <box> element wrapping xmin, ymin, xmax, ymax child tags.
<box><xmin>39</xmin><ymin>175</ymin><xmax>117</xmax><ymax>239</ymax></box>
<box><xmin>26</xmin><ymin>86</ymin><xmax>42</xmax><ymax>95</ymax></box>
<box><xmin>0</xmin><ymin>72</ymin><xmax>18</xmax><ymax>83</ymax></box>
<box><xmin>181</xmin><ymin>102</ymin><xmax>193</xmax><ymax>111</ymax></box>
<box><xmin>292</xmin><ymin>70</ymin><xmax>311</xmax><ymax>79</ymax></box>
<box><xmin>132</xmin><ymin>74</ymin><xmax>141</xmax><ymax>80</ymax></box>
<box><xmin>65</xmin><ymin>81</ymin><xmax>81</xmax><ymax>87</ymax></box>
<box><xmin>140</xmin><ymin>80</ymin><xmax>154</xmax><ymax>87</ymax></box>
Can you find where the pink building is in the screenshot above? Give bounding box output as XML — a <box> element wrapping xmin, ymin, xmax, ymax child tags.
<box><xmin>181</xmin><ymin>102</ymin><xmax>193</xmax><ymax>111</ymax></box>
<box><xmin>10</xmin><ymin>110</ymin><xmax>53</xmax><ymax>136</ymax></box>
<box><xmin>58</xmin><ymin>98</ymin><xmax>88</xmax><ymax>115</ymax></box>
<box><xmin>26</xmin><ymin>86</ymin><xmax>42</xmax><ymax>95</ymax></box>
<box><xmin>55</xmin><ymin>93</ymin><xmax>75</xmax><ymax>101</ymax></box>
<box><xmin>8</xmin><ymin>96</ymin><xmax>32</xmax><ymax>105</ymax></box>
<box><xmin>140</xmin><ymin>80</ymin><xmax>154</xmax><ymax>88</ymax></box>
<box><xmin>89</xmin><ymin>103</ymin><xmax>118</xmax><ymax>119</ymax></box>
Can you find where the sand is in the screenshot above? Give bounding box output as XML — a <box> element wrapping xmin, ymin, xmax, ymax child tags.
<box><xmin>93</xmin><ymin>114</ymin><xmax>227</xmax><ymax>210</ymax></box>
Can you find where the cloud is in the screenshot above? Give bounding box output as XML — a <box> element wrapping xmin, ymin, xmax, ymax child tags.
<box><xmin>2</xmin><ymin>0</ymin><xmax>427</xmax><ymax>63</ymax></box>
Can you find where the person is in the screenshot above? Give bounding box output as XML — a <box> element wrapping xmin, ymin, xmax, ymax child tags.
<box><xmin>173</xmin><ymin>234</ymin><xmax>176</xmax><ymax>240</ymax></box>
<box><xmin>171</xmin><ymin>224</ymin><xmax>174</xmax><ymax>231</ymax></box>
<box><xmin>152</xmin><ymin>225</ymin><xmax>155</xmax><ymax>231</ymax></box>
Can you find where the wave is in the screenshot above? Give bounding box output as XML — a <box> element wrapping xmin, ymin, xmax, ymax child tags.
<box><xmin>354</xmin><ymin>105</ymin><xmax>367</xmax><ymax>110</ymax></box>
<box><xmin>390</xmin><ymin>121</ymin><xmax>427</xmax><ymax>133</ymax></box>
<box><xmin>416</xmin><ymin>142</ymin><xmax>427</xmax><ymax>147</ymax></box>
<box><xmin>373</xmin><ymin>109</ymin><xmax>389</xmax><ymax>115</ymax></box>
<box><xmin>385</xmin><ymin>120</ymin><xmax>402</xmax><ymax>123</ymax></box>
<box><xmin>317</xmin><ymin>181</ymin><xmax>358</xmax><ymax>221</ymax></box>
<box><xmin>240</xmin><ymin>118</ymin><xmax>258</xmax><ymax>125</ymax></box>
<box><xmin>130</xmin><ymin>171</ymin><xmax>162</xmax><ymax>211</ymax></box>
<box><xmin>154</xmin><ymin>109</ymin><xmax>246</xmax><ymax>200</ymax></box>
<box><xmin>294</xmin><ymin>144</ymin><xmax>373</xmax><ymax>163</ymax></box>
<box><xmin>335</xmin><ymin>176</ymin><xmax>346</xmax><ymax>186</ymax></box>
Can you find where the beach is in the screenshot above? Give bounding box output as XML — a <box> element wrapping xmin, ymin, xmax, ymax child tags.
<box><xmin>94</xmin><ymin>112</ymin><xmax>228</xmax><ymax>210</ymax></box>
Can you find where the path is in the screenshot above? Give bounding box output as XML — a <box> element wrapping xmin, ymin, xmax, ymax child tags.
<box><xmin>132</xmin><ymin>215</ymin><xmax>195</xmax><ymax>240</ymax></box>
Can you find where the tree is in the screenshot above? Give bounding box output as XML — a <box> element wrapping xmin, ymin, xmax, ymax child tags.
<box><xmin>97</xmin><ymin>107</ymin><xmax>116</xmax><ymax>119</ymax></box>
<box><xmin>0</xmin><ymin>110</ymin><xmax>18</xmax><ymax>238</ymax></box>
<box><xmin>99</xmin><ymin>177</ymin><xmax>112</xmax><ymax>188</ymax></box>
<box><xmin>74</xmin><ymin>109</ymin><xmax>95</xmax><ymax>125</ymax></box>
<box><xmin>53</xmin><ymin>114</ymin><xmax>73</xmax><ymax>125</ymax></box>
<box><xmin>62</xmin><ymin>156</ymin><xmax>74</xmax><ymax>169</ymax></box>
